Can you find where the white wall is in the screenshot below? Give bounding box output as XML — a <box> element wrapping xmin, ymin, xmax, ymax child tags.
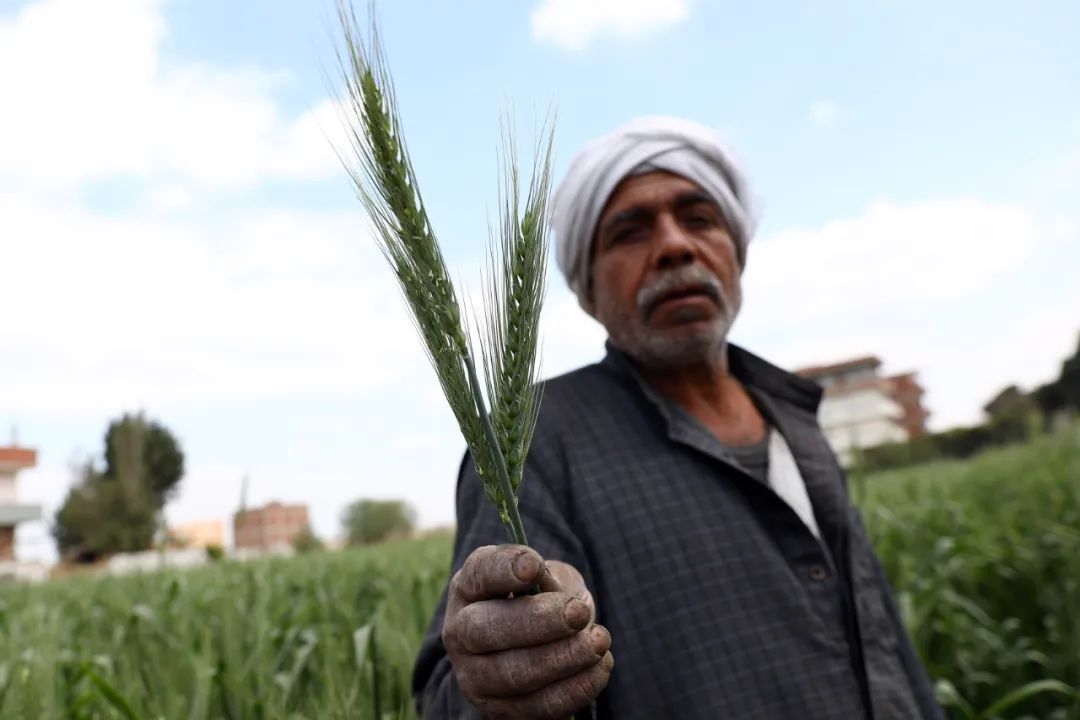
<box><xmin>818</xmin><ymin>387</ymin><xmax>909</xmax><ymax>465</ymax></box>
<box><xmin>0</xmin><ymin>475</ymin><xmax>15</xmax><ymax>504</ymax></box>
<box><xmin>0</xmin><ymin>560</ymin><xmax>49</xmax><ymax>584</ymax></box>
<box><xmin>105</xmin><ymin>547</ymin><xmax>209</xmax><ymax>576</ymax></box>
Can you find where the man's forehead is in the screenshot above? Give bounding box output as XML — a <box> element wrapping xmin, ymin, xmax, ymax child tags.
<box><xmin>599</xmin><ymin>171</ymin><xmax>711</xmax><ymax>221</ymax></box>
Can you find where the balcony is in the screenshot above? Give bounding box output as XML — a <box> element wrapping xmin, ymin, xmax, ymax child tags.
<box><xmin>0</xmin><ymin>504</ymin><xmax>42</xmax><ymax>525</ymax></box>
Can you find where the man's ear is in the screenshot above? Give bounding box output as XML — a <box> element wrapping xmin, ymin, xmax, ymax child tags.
<box><xmin>583</xmin><ymin>235</ymin><xmax>600</xmax><ymax>314</ymax></box>
<box><xmin>581</xmin><ymin>272</ymin><xmax>600</xmax><ymax>318</ymax></box>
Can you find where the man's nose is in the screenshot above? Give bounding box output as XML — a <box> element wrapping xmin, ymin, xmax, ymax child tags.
<box><xmin>651</xmin><ymin>214</ymin><xmax>696</xmax><ymax>270</ymax></box>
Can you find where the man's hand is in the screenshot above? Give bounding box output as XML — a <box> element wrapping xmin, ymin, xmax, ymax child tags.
<box><xmin>441</xmin><ymin>544</ymin><xmax>614</xmax><ymax>719</ymax></box>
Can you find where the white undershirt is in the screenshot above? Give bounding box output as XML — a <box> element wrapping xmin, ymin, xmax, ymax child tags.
<box><xmin>766</xmin><ymin>430</ymin><xmax>822</xmax><ymax>539</ymax></box>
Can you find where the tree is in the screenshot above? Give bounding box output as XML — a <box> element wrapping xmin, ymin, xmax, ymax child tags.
<box><xmin>53</xmin><ymin>412</ymin><xmax>185</xmax><ymax>561</ymax></box>
<box><xmin>103</xmin><ymin>413</ymin><xmax>184</xmax><ymax>506</ymax></box>
<box><xmin>983</xmin><ymin>384</ymin><xmax>1037</xmax><ymax>444</ymax></box>
<box><xmin>341</xmin><ymin>499</ymin><xmax>416</xmax><ymax>546</ymax></box>
<box><xmin>1034</xmin><ymin>332</ymin><xmax>1080</xmax><ymax>420</ymax></box>
<box><xmin>292</xmin><ymin>525</ymin><xmax>324</xmax><ymax>554</ymax></box>
<box><xmin>983</xmin><ymin>385</ymin><xmax>1030</xmax><ymax>419</ymax></box>
<box><xmin>1054</xmin><ymin>332</ymin><xmax>1080</xmax><ymax>410</ymax></box>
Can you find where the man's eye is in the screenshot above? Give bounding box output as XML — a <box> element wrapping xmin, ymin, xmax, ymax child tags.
<box><xmin>609</xmin><ymin>227</ymin><xmax>642</xmax><ymax>246</ymax></box>
<box><xmin>685</xmin><ymin>214</ymin><xmax>714</xmax><ymax>228</ymax></box>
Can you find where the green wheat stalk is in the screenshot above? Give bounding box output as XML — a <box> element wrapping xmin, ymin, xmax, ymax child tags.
<box><xmin>334</xmin><ymin>2</ymin><xmax>552</xmax><ymax>548</ymax></box>
<box><xmin>482</xmin><ymin>122</ymin><xmax>552</xmax><ymax>499</ymax></box>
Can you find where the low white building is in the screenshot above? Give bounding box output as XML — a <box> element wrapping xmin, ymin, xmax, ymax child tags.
<box><xmin>0</xmin><ymin>442</ymin><xmax>42</xmax><ymax>566</ymax></box>
<box><xmin>0</xmin><ymin>560</ymin><xmax>49</xmax><ymax>583</ymax></box>
<box><xmin>796</xmin><ymin>356</ymin><xmax>929</xmax><ymax>466</ymax></box>
<box><xmin>105</xmin><ymin>547</ymin><xmax>210</xmax><ymax>576</ymax></box>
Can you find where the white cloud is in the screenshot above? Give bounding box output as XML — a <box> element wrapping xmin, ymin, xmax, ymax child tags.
<box><xmin>1048</xmin><ymin>137</ymin><xmax>1080</xmax><ymax>201</ymax></box>
<box><xmin>733</xmin><ymin>196</ymin><xmax>1076</xmax><ymax>429</ymax></box>
<box><xmin>809</xmin><ymin>100</ymin><xmax>839</xmax><ymax>128</ymax></box>
<box><xmin>530</xmin><ymin>0</ymin><xmax>692</xmax><ymax>52</ymax></box>
<box><xmin>0</xmin><ymin>0</ymin><xmax>344</xmax><ymax>190</ymax></box>
<box><xmin>743</xmin><ymin>287</ymin><xmax>1080</xmax><ymax>431</ymax></box>
<box><xmin>740</xmin><ymin>197</ymin><xmax>1039</xmax><ymax>329</ymax></box>
<box><xmin>538</xmin><ymin>290</ymin><xmax>608</xmax><ymax>377</ymax></box>
<box><xmin>0</xmin><ymin>193</ymin><xmax>420</xmax><ymax>416</ymax></box>
<box><xmin>144</xmin><ymin>184</ymin><xmax>194</xmax><ymax>212</ymax></box>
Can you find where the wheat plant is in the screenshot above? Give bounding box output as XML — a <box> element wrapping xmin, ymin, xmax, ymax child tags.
<box><xmin>334</xmin><ymin>3</ymin><xmax>552</xmax><ymax>548</ymax></box>
<box><xmin>1</xmin><ymin>434</ymin><xmax>1078</xmax><ymax>717</ymax></box>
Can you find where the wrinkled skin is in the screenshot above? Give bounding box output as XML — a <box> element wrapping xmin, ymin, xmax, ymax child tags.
<box><xmin>442</xmin><ymin>545</ymin><xmax>614</xmax><ymax>719</ymax></box>
<box><xmin>588</xmin><ymin>170</ymin><xmax>765</xmax><ymax>446</ymax></box>
<box><xmin>588</xmin><ymin>170</ymin><xmax>742</xmax><ymax>372</ymax></box>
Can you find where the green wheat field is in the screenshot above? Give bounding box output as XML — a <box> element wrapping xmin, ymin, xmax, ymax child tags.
<box><xmin>2</xmin><ymin>430</ymin><xmax>1077</xmax><ymax>719</ymax></box>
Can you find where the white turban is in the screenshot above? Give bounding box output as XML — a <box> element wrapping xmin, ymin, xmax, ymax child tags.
<box><xmin>551</xmin><ymin>116</ymin><xmax>757</xmax><ymax>311</ymax></box>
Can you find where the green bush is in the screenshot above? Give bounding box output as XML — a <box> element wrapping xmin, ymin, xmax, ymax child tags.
<box><xmin>292</xmin><ymin>525</ymin><xmax>324</xmax><ymax>554</ymax></box>
<box><xmin>864</xmin><ymin>430</ymin><xmax>1080</xmax><ymax>718</ymax></box>
<box><xmin>860</xmin><ymin>412</ymin><xmax>1040</xmax><ymax>473</ymax></box>
<box><xmin>342</xmin><ymin>499</ymin><xmax>417</xmax><ymax>546</ymax></box>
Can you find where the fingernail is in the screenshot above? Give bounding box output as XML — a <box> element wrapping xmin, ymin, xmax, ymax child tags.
<box><xmin>588</xmin><ymin>625</ymin><xmax>610</xmax><ymax>655</ymax></box>
<box><xmin>602</xmin><ymin>651</ymin><xmax>615</xmax><ymax>672</ymax></box>
<box><xmin>512</xmin><ymin>552</ymin><xmax>540</xmax><ymax>581</ymax></box>
<box><xmin>564</xmin><ymin>598</ymin><xmax>590</xmax><ymax>629</ymax></box>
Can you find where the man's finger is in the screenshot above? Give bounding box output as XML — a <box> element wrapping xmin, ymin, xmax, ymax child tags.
<box><xmin>461</xmin><ymin>624</ymin><xmax>611</xmax><ymax>698</ymax></box>
<box><xmin>448</xmin><ymin>592</ymin><xmax>591</xmax><ymax>654</ymax></box>
<box><xmin>544</xmin><ymin>560</ymin><xmax>585</xmax><ymax>595</ymax></box>
<box><xmin>542</xmin><ymin>560</ymin><xmax>595</xmax><ymax>622</ymax></box>
<box><xmin>476</xmin><ymin>651</ymin><xmax>615</xmax><ymax>720</ymax></box>
<box><xmin>450</xmin><ymin>545</ymin><xmax>546</xmax><ymax>607</ymax></box>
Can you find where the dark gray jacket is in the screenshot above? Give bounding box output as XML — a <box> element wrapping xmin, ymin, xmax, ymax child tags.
<box><xmin>414</xmin><ymin>344</ymin><xmax>941</xmax><ymax>719</ymax></box>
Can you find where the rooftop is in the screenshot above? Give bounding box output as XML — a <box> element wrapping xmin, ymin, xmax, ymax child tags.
<box><xmin>818</xmin><ymin>376</ymin><xmax>892</xmax><ymax>396</ymax></box>
<box><xmin>0</xmin><ymin>446</ymin><xmax>37</xmax><ymax>471</ymax></box>
<box><xmin>235</xmin><ymin>501</ymin><xmax>309</xmax><ymax>518</ymax></box>
<box><xmin>795</xmin><ymin>355</ymin><xmax>882</xmax><ymax>381</ymax></box>
<box><xmin>0</xmin><ymin>503</ymin><xmax>42</xmax><ymax>525</ymax></box>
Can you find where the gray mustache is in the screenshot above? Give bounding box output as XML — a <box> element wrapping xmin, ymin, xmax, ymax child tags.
<box><xmin>637</xmin><ymin>266</ymin><xmax>724</xmax><ymax>315</ymax></box>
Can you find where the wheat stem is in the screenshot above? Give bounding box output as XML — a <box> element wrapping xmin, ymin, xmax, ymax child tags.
<box><xmin>464</xmin><ymin>353</ymin><xmax>528</xmax><ymax>547</ymax></box>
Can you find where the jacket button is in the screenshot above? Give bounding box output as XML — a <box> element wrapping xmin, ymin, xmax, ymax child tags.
<box><xmin>809</xmin><ymin>565</ymin><xmax>828</xmax><ymax>582</ymax></box>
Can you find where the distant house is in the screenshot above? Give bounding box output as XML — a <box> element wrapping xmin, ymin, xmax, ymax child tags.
<box><xmin>796</xmin><ymin>356</ymin><xmax>930</xmax><ymax>466</ymax></box>
<box><xmin>0</xmin><ymin>444</ymin><xmax>42</xmax><ymax>562</ymax></box>
<box><xmin>233</xmin><ymin>501</ymin><xmax>309</xmax><ymax>553</ymax></box>
<box><xmin>169</xmin><ymin>519</ymin><xmax>225</xmax><ymax>549</ymax></box>
<box><xmin>0</xmin><ymin>442</ymin><xmax>46</xmax><ymax>583</ymax></box>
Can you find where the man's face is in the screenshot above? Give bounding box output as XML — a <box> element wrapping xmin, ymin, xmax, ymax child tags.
<box><xmin>588</xmin><ymin>171</ymin><xmax>742</xmax><ymax>370</ymax></box>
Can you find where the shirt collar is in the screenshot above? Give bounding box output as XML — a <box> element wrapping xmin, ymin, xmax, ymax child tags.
<box><xmin>599</xmin><ymin>339</ymin><xmax>823</xmax><ymax>415</ymax></box>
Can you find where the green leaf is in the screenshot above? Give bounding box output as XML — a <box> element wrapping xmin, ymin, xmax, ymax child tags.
<box><xmin>936</xmin><ymin>679</ymin><xmax>976</xmax><ymax>720</ymax></box>
<box><xmin>353</xmin><ymin>624</ymin><xmax>373</xmax><ymax>669</ymax></box>
<box><xmin>977</xmin><ymin>679</ymin><xmax>1079</xmax><ymax>719</ymax></box>
<box><xmin>82</xmin><ymin>664</ymin><xmax>141</xmax><ymax>720</ymax></box>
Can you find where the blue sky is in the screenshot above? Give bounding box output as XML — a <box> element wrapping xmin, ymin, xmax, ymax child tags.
<box><xmin>2</xmin><ymin>0</ymin><xmax>1078</xmax><ymax>562</ymax></box>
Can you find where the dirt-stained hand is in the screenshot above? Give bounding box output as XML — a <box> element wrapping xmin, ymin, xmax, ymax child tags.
<box><xmin>441</xmin><ymin>544</ymin><xmax>614</xmax><ymax>720</ymax></box>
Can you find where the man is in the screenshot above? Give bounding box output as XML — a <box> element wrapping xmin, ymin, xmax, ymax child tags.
<box><xmin>413</xmin><ymin>116</ymin><xmax>941</xmax><ymax>720</ymax></box>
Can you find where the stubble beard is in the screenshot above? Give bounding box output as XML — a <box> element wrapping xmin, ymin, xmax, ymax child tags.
<box><xmin>602</xmin><ymin>265</ymin><xmax>742</xmax><ymax>372</ymax></box>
